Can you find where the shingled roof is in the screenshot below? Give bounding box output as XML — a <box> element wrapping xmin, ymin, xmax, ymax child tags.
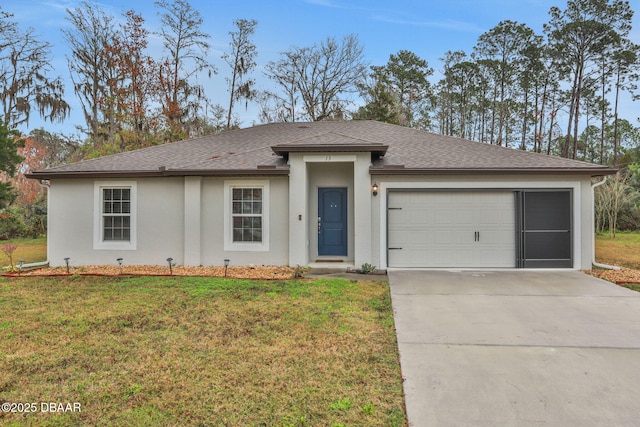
<box><xmin>27</xmin><ymin>121</ymin><xmax>616</xmax><ymax>179</ymax></box>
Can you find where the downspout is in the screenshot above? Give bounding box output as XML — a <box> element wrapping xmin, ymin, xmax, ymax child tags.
<box><xmin>18</xmin><ymin>180</ymin><xmax>51</xmax><ymax>269</ymax></box>
<box><xmin>591</xmin><ymin>176</ymin><xmax>620</xmax><ymax>270</ymax></box>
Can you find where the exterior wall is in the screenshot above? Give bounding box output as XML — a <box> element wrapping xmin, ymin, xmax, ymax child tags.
<box><xmin>47</xmin><ymin>171</ymin><xmax>594</xmax><ymax>270</ymax></box>
<box><xmin>288</xmin><ymin>152</ymin><xmax>373</xmax><ymax>266</ymax></box>
<box><xmin>48</xmin><ymin>177</ymin><xmax>185</xmax><ymax>267</ymax></box>
<box><xmin>371</xmin><ymin>174</ymin><xmax>595</xmax><ymax>270</ymax></box>
<box><xmin>200</xmin><ymin>177</ymin><xmax>289</xmax><ymax>266</ymax></box>
<box><xmin>48</xmin><ymin>176</ymin><xmax>289</xmax><ymax>268</ymax></box>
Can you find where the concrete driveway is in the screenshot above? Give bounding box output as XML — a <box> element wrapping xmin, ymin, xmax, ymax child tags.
<box><xmin>388</xmin><ymin>270</ymin><xmax>640</xmax><ymax>427</ymax></box>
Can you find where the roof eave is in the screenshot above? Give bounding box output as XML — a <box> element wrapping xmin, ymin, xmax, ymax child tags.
<box><xmin>26</xmin><ymin>168</ymin><xmax>290</xmax><ymax>180</ymax></box>
<box><xmin>271</xmin><ymin>144</ymin><xmax>388</xmax><ymax>156</ymax></box>
<box><xmin>25</xmin><ymin>170</ymin><xmax>166</xmax><ymax>180</ymax></box>
<box><xmin>369</xmin><ymin>167</ymin><xmax>619</xmax><ymax>176</ymax></box>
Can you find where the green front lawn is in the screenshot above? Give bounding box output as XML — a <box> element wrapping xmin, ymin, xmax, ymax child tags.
<box><xmin>0</xmin><ymin>237</ymin><xmax>47</xmax><ymax>268</ymax></box>
<box><xmin>595</xmin><ymin>232</ymin><xmax>640</xmax><ymax>270</ymax></box>
<box><xmin>0</xmin><ymin>276</ymin><xmax>406</xmax><ymax>426</ymax></box>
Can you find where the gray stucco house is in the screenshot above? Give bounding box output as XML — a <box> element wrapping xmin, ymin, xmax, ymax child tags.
<box><xmin>28</xmin><ymin>120</ymin><xmax>615</xmax><ymax>269</ymax></box>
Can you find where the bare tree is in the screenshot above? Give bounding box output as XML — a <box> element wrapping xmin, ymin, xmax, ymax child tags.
<box><xmin>155</xmin><ymin>0</ymin><xmax>216</xmax><ymax>139</ymax></box>
<box><xmin>0</xmin><ymin>7</ymin><xmax>69</xmax><ymax>129</ymax></box>
<box><xmin>63</xmin><ymin>1</ymin><xmax>116</xmax><ymax>145</ymax></box>
<box><xmin>264</xmin><ymin>34</ymin><xmax>367</xmax><ymax>121</ymax></box>
<box><xmin>223</xmin><ymin>19</ymin><xmax>258</xmax><ymax>129</ymax></box>
<box><xmin>595</xmin><ymin>171</ymin><xmax>637</xmax><ymax>237</ymax></box>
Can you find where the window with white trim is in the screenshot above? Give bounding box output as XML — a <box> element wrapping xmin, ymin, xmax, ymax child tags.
<box><xmin>94</xmin><ymin>182</ymin><xmax>137</xmax><ymax>250</ymax></box>
<box><xmin>102</xmin><ymin>188</ymin><xmax>131</xmax><ymax>241</ymax></box>
<box><xmin>232</xmin><ymin>188</ymin><xmax>263</xmax><ymax>242</ymax></box>
<box><xmin>224</xmin><ymin>180</ymin><xmax>269</xmax><ymax>251</ymax></box>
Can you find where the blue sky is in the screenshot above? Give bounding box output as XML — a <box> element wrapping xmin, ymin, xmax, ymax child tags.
<box><xmin>6</xmin><ymin>0</ymin><xmax>640</xmax><ymax>136</ymax></box>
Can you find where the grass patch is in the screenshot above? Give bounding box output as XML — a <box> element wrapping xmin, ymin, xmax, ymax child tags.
<box><xmin>0</xmin><ymin>276</ymin><xmax>406</xmax><ymax>426</ymax></box>
<box><xmin>0</xmin><ymin>237</ymin><xmax>47</xmax><ymax>267</ymax></box>
<box><xmin>595</xmin><ymin>231</ymin><xmax>640</xmax><ymax>270</ymax></box>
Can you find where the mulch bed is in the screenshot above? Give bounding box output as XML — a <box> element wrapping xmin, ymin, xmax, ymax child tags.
<box><xmin>3</xmin><ymin>265</ymin><xmax>296</xmax><ymax>280</ymax></box>
<box><xmin>582</xmin><ymin>267</ymin><xmax>640</xmax><ymax>285</ymax></box>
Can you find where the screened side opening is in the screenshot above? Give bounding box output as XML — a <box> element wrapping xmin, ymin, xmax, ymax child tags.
<box><xmin>516</xmin><ymin>190</ymin><xmax>572</xmax><ymax>268</ymax></box>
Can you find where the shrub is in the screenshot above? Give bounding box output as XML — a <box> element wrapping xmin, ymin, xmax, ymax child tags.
<box><xmin>0</xmin><ymin>207</ymin><xmax>26</xmax><ymax>239</ymax></box>
<box><xmin>360</xmin><ymin>263</ymin><xmax>377</xmax><ymax>274</ymax></box>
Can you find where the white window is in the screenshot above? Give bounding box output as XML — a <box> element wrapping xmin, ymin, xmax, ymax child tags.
<box><xmin>94</xmin><ymin>181</ymin><xmax>137</xmax><ymax>250</ymax></box>
<box><xmin>224</xmin><ymin>180</ymin><xmax>269</xmax><ymax>251</ymax></box>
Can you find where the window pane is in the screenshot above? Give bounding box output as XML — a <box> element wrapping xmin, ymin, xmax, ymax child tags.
<box><xmin>121</xmin><ymin>189</ymin><xmax>130</xmax><ymax>201</ymax></box>
<box><xmin>252</xmin><ymin>229</ymin><xmax>262</xmax><ymax>242</ymax></box>
<box><xmin>233</xmin><ymin>228</ymin><xmax>243</xmax><ymax>242</ymax></box>
<box><xmin>252</xmin><ymin>217</ymin><xmax>262</xmax><ymax>228</ymax></box>
<box><xmin>242</xmin><ymin>217</ymin><xmax>252</xmax><ymax>228</ymax></box>
<box><xmin>252</xmin><ymin>188</ymin><xmax>262</xmax><ymax>200</ymax></box>
<box><xmin>253</xmin><ymin>202</ymin><xmax>262</xmax><ymax>214</ymax></box>
<box><xmin>103</xmin><ymin>188</ymin><xmax>112</xmax><ymax>200</ymax></box>
<box><xmin>243</xmin><ymin>201</ymin><xmax>252</xmax><ymax>214</ymax></box>
<box><xmin>242</xmin><ymin>188</ymin><xmax>252</xmax><ymax>200</ymax></box>
<box><xmin>232</xmin><ymin>202</ymin><xmax>242</xmax><ymax>214</ymax></box>
<box><xmin>232</xmin><ymin>188</ymin><xmax>242</xmax><ymax>200</ymax></box>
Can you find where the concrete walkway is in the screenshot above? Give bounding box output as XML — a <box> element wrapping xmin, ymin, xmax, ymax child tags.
<box><xmin>388</xmin><ymin>270</ymin><xmax>640</xmax><ymax>427</ymax></box>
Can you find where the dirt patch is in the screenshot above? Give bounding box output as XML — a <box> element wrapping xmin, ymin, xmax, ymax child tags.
<box><xmin>7</xmin><ymin>265</ymin><xmax>296</xmax><ymax>280</ymax></box>
<box><xmin>583</xmin><ymin>267</ymin><xmax>640</xmax><ymax>284</ymax></box>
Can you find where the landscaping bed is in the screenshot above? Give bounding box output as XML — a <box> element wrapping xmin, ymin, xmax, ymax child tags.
<box><xmin>583</xmin><ymin>267</ymin><xmax>640</xmax><ymax>285</ymax></box>
<box><xmin>5</xmin><ymin>265</ymin><xmax>296</xmax><ymax>280</ymax></box>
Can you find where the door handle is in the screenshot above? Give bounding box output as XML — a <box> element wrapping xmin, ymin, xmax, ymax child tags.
<box><xmin>318</xmin><ymin>217</ymin><xmax>321</xmax><ymax>234</ymax></box>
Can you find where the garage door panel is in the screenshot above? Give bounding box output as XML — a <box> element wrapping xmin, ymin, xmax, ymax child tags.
<box><xmin>388</xmin><ymin>191</ymin><xmax>515</xmax><ymax>268</ymax></box>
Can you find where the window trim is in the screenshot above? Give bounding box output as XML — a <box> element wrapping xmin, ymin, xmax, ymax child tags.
<box><xmin>224</xmin><ymin>180</ymin><xmax>270</xmax><ymax>252</ymax></box>
<box><xmin>93</xmin><ymin>181</ymin><xmax>137</xmax><ymax>250</ymax></box>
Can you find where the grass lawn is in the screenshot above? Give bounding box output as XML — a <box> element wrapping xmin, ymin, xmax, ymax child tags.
<box><xmin>595</xmin><ymin>232</ymin><xmax>640</xmax><ymax>270</ymax></box>
<box><xmin>0</xmin><ymin>275</ymin><xmax>406</xmax><ymax>426</ymax></box>
<box><xmin>0</xmin><ymin>237</ymin><xmax>47</xmax><ymax>267</ymax></box>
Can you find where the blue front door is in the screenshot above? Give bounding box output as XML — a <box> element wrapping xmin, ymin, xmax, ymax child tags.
<box><xmin>318</xmin><ymin>187</ymin><xmax>348</xmax><ymax>256</ymax></box>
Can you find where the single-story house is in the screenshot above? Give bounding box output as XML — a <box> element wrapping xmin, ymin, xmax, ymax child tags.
<box><xmin>27</xmin><ymin>120</ymin><xmax>615</xmax><ymax>270</ymax></box>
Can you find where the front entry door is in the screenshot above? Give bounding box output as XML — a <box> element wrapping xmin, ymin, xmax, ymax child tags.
<box><xmin>318</xmin><ymin>187</ymin><xmax>348</xmax><ymax>256</ymax></box>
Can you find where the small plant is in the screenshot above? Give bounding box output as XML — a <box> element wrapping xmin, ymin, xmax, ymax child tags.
<box><xmin>292</xmin><ymin>264</ymin><xmax>307</xmax><ymax>278</ymax></box>
<box><xmin>1</xmin><ymin>243</ymin><xmax>18</xmax><ymax>271</ymax></box>
<box><xmin>329</xmin><ymin>397</ymin><xmax>352</xmax><ymax>411</ymax></box>
<box><xmin>360</xmin><ymin>263</ymin><xmax>377</xmax><ymax>274</ymax></box>
<box><xmin>362</xmin><ymin>402</ymin><xmax>375</xmax><ymax>415</ymax></box>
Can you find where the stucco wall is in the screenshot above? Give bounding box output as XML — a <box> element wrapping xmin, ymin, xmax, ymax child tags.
<box><xmin>48</xmin><ymin>176</ymin><xmax>289</xmax><ymax>268</ymax></box>
<box><xmin>200</xmin><ymin>177</ymin><xmax>289</xmax><ymax>266</ymax></box>
<box><xmin>48</xmin><ymin>177</ymin><xmax>184</xmax><ymax>267</ymax></box>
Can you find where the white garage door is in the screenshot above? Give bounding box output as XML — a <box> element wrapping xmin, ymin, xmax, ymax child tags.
<box><xmin>388</xmin><ymin>191</ymin><xmax>515</xmax><ymax>268</ymax></box>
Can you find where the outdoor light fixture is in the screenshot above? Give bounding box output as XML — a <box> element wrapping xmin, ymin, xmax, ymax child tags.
<box><xmin>224</xmin><ymin>259</ymin><xmax>230</xmax><ymax>277</ymax></box>
<box><xmin>167</xmin><ymin>258</ymin><xmax>174</xmax><ymax>275</ymax></box>
<box><xmin>372</xmin><ymin>182</ymin><xmax>379</xmax><ymax>196</ymax></box>
<box><xmin>64</xmin><ymin>257</ymin><xmax>70</xmax><ymax>274</ymax></box>
<box><xmin>18</xmin><ymin>259</ymin><xmax>24</xmax><ymax>274</ymax></box>
<box><xmin>117</xmin><ymin>258</ymin><xmax>123</xmax><ymax>274</ymax></box>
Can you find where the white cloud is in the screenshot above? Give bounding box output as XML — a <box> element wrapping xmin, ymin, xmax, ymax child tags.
<box><xmin>372</xmin><ymin>15</ymin><xmax>484</xmax><ymax>33</ymax></box>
